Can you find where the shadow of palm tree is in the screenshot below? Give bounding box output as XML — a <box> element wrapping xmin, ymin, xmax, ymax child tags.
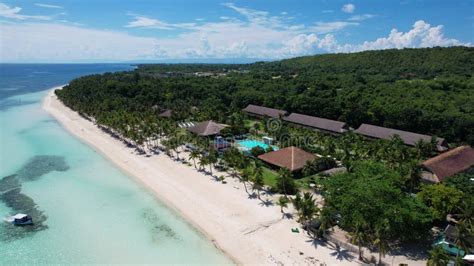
<box><xmin>282</xmin><ymin>212</ymin><xmax>294</xmax><ymax>220</ymax></box>
<box><xmin>247</xmin><ymin>193</ymin><xmax>257</xmax><ymax>199</ymax></box>
<box><xmin>305</xmin><ymin>236</ymin><xmax>328</xmax><ymax>249</ymax></box>
<box><xmin>258</xmin><ymin>198</ymin><xmax>274</xmax><ymax>207</ymax></box>
<box><xmin>328</xmin><ymin>243</ymin><xmax>355</xmax><ymax>261</ymax></box>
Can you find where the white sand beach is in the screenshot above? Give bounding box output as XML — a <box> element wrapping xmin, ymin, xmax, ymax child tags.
<box><xmin>43</xmin><ymin>87</ymin><xmax>425</xmax><ymax>265</ymax></box>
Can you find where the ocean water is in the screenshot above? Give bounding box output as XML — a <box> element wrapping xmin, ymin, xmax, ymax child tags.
<box><xmin>0</xmin><ymin>64</ymin><xmax>231</xmax><ymax>264</ymax></box>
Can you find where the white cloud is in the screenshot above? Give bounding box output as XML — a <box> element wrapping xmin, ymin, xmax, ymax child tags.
<box><xmin>126</xmin><ymin>16</ymin><xmax>173</xmax><ymax>29</ymax></box>
<box><xmin>0</xmin><ymin>3</ymin><xmax>51</xmax><ymax>20</ymax></box>
<box><xmin>125</xmin><ymin>16</ymin><xmax>196</xmax><ymax>30</ymax></box>
<box><xmin>35</xmin><ymin>3</ymin><xmax>63</xmax><ymax>9</ymax></box>
<box><xmin>341</xmin><ymin>3</ymin><xmax>355</xmax><ymax>14</ymax></box>
<box><xmin>0</xmin><ymin>23</ymin><xmax>159</xmax><ymax>62</ymax></box>
<box><xmin>310</xmin><ymin>21</ymin><xmax>358</xmax><ymax>34</ymax></box>
<box><xmin>346</xmin><ymin>20</ymin><xmax>468</xmax><ymax>52</ymax></box>
<box><xmin>0</xmin><ymin>1</ymin><xmax>470</xmax><ymax>64</ymax></box>
<box><xmin>348</xmin><ymin>14</ymin><xmax>375</xmax><ymax>21</ymax></box>
<box><xmin>221</xmin><ymin>2</ymin><xmax>285</xmax><ymax>29</ymax></box>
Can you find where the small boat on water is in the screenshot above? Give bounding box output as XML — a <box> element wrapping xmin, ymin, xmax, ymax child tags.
<box><xmin>3</xmin><ymin>213</ymin><xmax>33</xmax><ymax>226</ymax></box>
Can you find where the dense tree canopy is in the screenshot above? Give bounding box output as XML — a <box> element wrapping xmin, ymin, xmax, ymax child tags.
<box><xmin>320</xmin><ymin>161</ymin><xmax>433</xmax><ymax>242</ymax></box>
<box><xmin>56</xmin><ymin>47</ymin><xmax>474</xmax><ymax>145</ymax></box>
<box><xmin>54</xmin><ymin>47</ymin><xmax>474</xmax><ymax>259</ymax></box>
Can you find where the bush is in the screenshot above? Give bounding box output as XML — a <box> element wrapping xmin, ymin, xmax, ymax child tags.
<box><xmin>250</xmin><ymin>146</ymin><xmax>266</xmax><ymax>157</ymax></box>
<box><xmin>303</xmin><ymin>157</ymin><xmax>337</xmax><ymax>176</ymax></box>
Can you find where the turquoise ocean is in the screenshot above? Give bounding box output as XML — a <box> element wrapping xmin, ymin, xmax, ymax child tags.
<box><xmin>0</xmin><ymin>64</ymin><xmax>231</xmax><ymax>264</ymax></box>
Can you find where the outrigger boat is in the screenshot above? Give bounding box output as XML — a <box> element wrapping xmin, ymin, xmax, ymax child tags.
<box><xmin>3</xmin><ymin>213</ymin><xmax>33</xmax><ymax>226</ymax></box>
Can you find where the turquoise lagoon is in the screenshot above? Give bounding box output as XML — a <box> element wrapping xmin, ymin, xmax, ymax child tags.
<box><xmin>0</xmin><ymin>65</ymin><xmax>231</xmax><ymax>264</ymax></box>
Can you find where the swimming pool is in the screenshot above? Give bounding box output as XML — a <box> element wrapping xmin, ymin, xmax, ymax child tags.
<box><xmin>236</xmin><ymin>139</ymin><xmax>278</xmax><ymax>151</ymax></box>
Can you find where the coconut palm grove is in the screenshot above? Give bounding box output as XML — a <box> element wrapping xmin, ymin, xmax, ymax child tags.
<box><xmin>54</xmin><ymin>46</ymin><xmax>474</xmax><ymax>264</ymax></box>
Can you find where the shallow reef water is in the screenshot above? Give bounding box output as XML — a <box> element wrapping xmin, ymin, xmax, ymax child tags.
<box><xmin>0</xmin><ymin>155</ymin><xmax>69</xmax><ymax>241</ymax></box>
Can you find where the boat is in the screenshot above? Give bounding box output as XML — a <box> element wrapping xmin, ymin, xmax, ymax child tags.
<box><xmin>3</xmin><ymin>213</ymin><xmax>33</xmax><ymax>226</ymax></box>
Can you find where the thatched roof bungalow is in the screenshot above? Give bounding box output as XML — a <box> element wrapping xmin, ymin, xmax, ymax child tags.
<box><xmin>242</xmin><ymin>104</ymin><xmax>287</xmax><ymax>118</ymax></box>
<box><xmin>421</xmin><ymin>145</ymin><xmax>474</xmax><ymax>183</ymax></box>
<box><xmin>283</xmin><ymin>113</ymin><xmax>347</xmax><ymax>134</ymax></box>
<box><xmin>258</xmin><ymin>146</ymin><xmax>315</xmax><ymax>172</ymax></box>
<box><xmin>159</xmin><ymin>109</ymin><xmax>173</xmax><ymax>118</ymax></box>
<box><xmin>187</xmin><ymin>120</ymin><xmax>226</xmax><ymax>137</ymax></box>
<box><xmin>354</xmin><ymin>123</ymin><xmax>447</xmax><ymax>151</ymax></box>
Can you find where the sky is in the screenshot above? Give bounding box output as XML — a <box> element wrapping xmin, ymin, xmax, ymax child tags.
<box><xmin>0</xmin><ymin>0</ymin><xmax>473</xmax><ymax>63</ymax></box>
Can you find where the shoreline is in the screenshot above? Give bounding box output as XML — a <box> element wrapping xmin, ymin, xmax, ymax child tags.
<box><xmin>42</xmin><ymin>87</ymin><xmax>367</xmax><ymax>265</ymax></box>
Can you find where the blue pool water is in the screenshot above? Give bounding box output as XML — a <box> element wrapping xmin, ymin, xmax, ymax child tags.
<box><xmin>237</xmin><ymin>139</ymin><xmax>278</xmax><ymax>151</ymax></box>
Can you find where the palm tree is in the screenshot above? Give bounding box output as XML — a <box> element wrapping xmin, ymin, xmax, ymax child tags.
<box><xmin>317</xmin><ymin>207</ymin><xmax>336</xmax><ymax>239</ymax></box>
<box><xmin>161</xmin><ymin>139</ymin><xmax>171</xmax><ymax>157</ymax></box>
<box><xmin>349</xmin><ymin>221</ymin><xmax>368</xmax><ymax>261</ymax></box>
<box><xmin>253</xmin><ymin>122</ymin><xmax>261</xmax><ymax>134</ymax></box>
<box><xmin>222</xmin><ymin>147</ymin><xmax>240</xmax><ymax>177</ymax></box>
<box><xmin>239</xmin><ymin>167</ymin><xmax>252</xmax><ymax>195</ymax></box>
<box><xmin>276</xmin><ymin>168</ymin><xmax>295</xmax><ymax>197</ymax></box>
<box><xmin>252</xmin><ymin>166</ymin><xmax>264</xmax><ymax>200</ymax></box>
<box><xmin>189</xmin><ymin>149</ymin><xmax>200</xmax><ymax>169</ymax></box>
<box><xmin>407</xmin><ymin>159</ymin><xmax>422</xmax><ymax>193</ymax></box>
<box><xmin>292</xmin><ymin>192</ymin><xmax>318</xmax><ymax>225</ymax></box>
<box><xmin>277</xmin><ymin>196</ymin><xmax>289</xmax><ymax>214</ymax></box>
<box><xmin>302</xmin><ymin>159</ymin><xmax>315</xmax><ymax>177</ymax></box>
<box><xmin>373</xmin><ymin>222</ymin><xmax>391</xmax><ymax>265</ymax></box>
<box><xmin>458</xmin><ymin>198</ymin><xmax>474</xmax><ymax>226</ymax></box>
<box><xmin>207</xmin><ymin>150</ymin><xmax>218</xmax><ymax>176</ymax></box>
<box><xmin>454</xmin><ymin>221</ymin><xmax>474</xmax><ymax>259</ymax></box>
<box><xmin>198</xmin><ymin>155</ymin><xmax>208</xmax><ymax>172</ymax></box>
<box><xmin>427</xmin><ymin>246</ymin><xmax>450</xmax><ymax>266</ymax></box>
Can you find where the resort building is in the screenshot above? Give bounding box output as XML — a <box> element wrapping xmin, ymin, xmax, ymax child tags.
<box><xmin>258</xmin><ymin>146</ymin><xmax>315</xmax><ymax>172</ymax></box>
<box><xmin>421</xmin><ymin>145</ymin><xmax>474</xmax><ymax>183</ymax></box>
<box><xmin>242</xmin><ymin>104</ymin><xmax>287</xmax><ymax>119</ymax></box>
<box><xmin>353</xmin><ymin>123</ymin><xmax>448</xmax><ymax>151</ymax></box>
<box><xmin>283</xmin><ymin>113</ymin><xmax>347</xmax><ymax>135</ymax></box>
<box><xmin>159</xmin><ymin>109</ymin><xmax>172</xmax><ymax>118</ymax></box>
<box><xmin>434</xmin><ymin>224</ymin><xmax>471</xmax><ymax>256</ymax></box>
<box><xmin>187</xmin><ymin>120</ymin><xmax>226</xmax><ymax>137</ymax></box>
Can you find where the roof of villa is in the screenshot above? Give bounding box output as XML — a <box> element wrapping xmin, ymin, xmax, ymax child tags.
<box><xmin>422</xmin><ymin>145</ymin><xmax>474</xmax><ymax>182</ymax></box>
<box><xmin>187</xmin><ymin>120</ymin><xmax>226</xmax><ymax>136</ymax></box>
<box><xmin>283</xmin><ymin>113</ymin><xmax>347</xmax><ymax>134</ymax></box>
<box><xmin>354</xmin><ymin>123</ymin><xmax>447</xmax><ymax>150</ymax></box>
<box><xmin>258</xmin><ymin>146</ymin><xmax>315</xmax><ymax>172</ymax></box>
<box><xmin>242</xmin><ymin>104</ymin><xmax>287</xmax><ymax>118</ymax></box>
<box><xmin>159</xmin><ymin>109</ymin><xmax>172</xmax><ymax>118</ymax></box>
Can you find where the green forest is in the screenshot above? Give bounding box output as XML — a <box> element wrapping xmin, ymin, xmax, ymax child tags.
<box><xmin>56</xmin><ymin>46</ymin><xmax>474</xmax><ymax>261</ymax></box>
<box><xmin>57</xmin><ymin>46</ymin><xmax>474</xmax><ymax>145</ymax></box>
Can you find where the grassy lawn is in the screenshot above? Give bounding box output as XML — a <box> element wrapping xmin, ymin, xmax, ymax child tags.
<box><xmin>244</xmin><ymin>119</ymin><xmax>259</xmax><ymax>128</ymax></box>
<box><xmin>261</xmin><ymin>167</ymin><xmax>318</xmax><ymax>189</ymax></box>
<box><xmin>250</xmin><ymin>165</ymin><xmax>320</xmax><ymax>190</ymax></box>
<box><xmin>295</xmin><ymin>175</ymin><xmax>318</xmax><ymax>189</ymax></box>
<box><xmin>262</xmin><ymin>167</ymin><xmax>279</xmax><ymax>187</ymax></box>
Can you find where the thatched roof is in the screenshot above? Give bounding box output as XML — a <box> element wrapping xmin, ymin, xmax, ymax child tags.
<box><xmin>187</xmin><ymin>120</ymin><xmax>226</xmax><ymax>136</ymax></box>
<box><xmin>354</xmin><ymin>123</ymin><xmax>447</xmax><ymax>151</ymax></box>
<box><xmin>321</xmin><ymin>167</ymin><xmax>347</xmax><ymax>176</ymax></box>
<box><xmin>422</xmin><ymin>145</ymin><xmax>474</xmax><ymax>182</ymax></box>
<box><xmin>258</xmin><ymin>146</ymin><xmax>315</xmax><ymax>172</ymax></box>
<box><xmin>159</xmin><ymin>109</ymin><xmax>172</xmax><ymax>118</ymax></box>
<box><xmin>242</xmin><ymin>104</ymin><xmax>287</xmax><ymax>118</ymax></box>
<box><xmin>283</xmin><ymin>113</ymin><xmax>347</xmax><ymax>134</ymax></box>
